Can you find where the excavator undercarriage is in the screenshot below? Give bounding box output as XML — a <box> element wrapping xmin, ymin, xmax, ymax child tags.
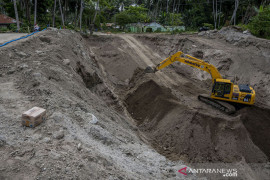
<box><xmin>198</xmin><ymin>94</ymin><xmax>236</xmax><ymax>114</ymax></box>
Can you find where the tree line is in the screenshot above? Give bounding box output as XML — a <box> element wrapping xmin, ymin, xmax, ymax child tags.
<box><xmin>0</xmin><ymin>0</ymin><xmax>269</xmax><ymax>38</ymax></box>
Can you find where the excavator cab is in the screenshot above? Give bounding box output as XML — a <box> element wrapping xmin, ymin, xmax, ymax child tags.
<box><xmin>211</xmin><ymin>79</ymin><xmax>233</xmax><ymax>99</ymax></box>
<box><xmin>211</xmin><ymin>79</ymin><xmax>255</xmax><ymax>106</ymax></box>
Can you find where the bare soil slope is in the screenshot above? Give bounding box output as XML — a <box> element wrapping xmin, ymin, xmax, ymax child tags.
<box><xmin>0</xmin><ymin>29</ymin><xmax>184</xmax><ymax>180</ymax></box>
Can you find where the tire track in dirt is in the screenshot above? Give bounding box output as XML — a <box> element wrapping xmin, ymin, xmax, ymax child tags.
<box><xmin>124</xmin><ymin>35</ymin><xmax>163</xmax><ymax>61</ymax></box>
<box><xmin>119</xmin><ymin>35</ymin><xmax>154</xmax><ymax>67</ymax></box>
<box><xmin>118</xmin><ymin>34</ymin><xmax>184</xmax><ymax>87</ymax></box>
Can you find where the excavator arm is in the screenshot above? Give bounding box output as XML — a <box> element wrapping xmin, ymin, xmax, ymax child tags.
<box><xmin>150</xmin><ymin>51</ymin><xmax>222</xmax><ymax>82</ymax></box>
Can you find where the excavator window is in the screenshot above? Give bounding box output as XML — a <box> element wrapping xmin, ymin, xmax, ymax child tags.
<box><xmin>224</xmin><ymin>84</ymin><xmax>231</xmax><ymax>94</ymax></box>
<box><xmin>214</xmin><ymin>83</ymin><xmax>221</xmax><ymax>91</ymax></box>
<box><xmin>213</xmin><ymin>82</ymin><xmax>231</xmax><ymax>97</ymax></box>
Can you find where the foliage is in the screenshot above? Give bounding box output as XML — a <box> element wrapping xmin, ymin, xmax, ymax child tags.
<box><xmin>0</xmin><ymin>27</ymin><xmax>8</xmax><ymax>32</ymax></box>
<box><xmin>203</xmin><ymin>23</ymin><xmax>214</xmax><ymax>29</ymax></box>
<box><xmin>9</xmin><ymin>23</ymin><xmax>17</xmax><ymax>31</ymax></box>
<box><xmin>159</xmin><ymin>12</ymin><xmax>183</xmax><ymax>26</ymax></box>
<box><xmin>114</xmin><ymin>5</ymin><xmax>148</xmax><ymax>26</ymax></box>
<box><xmin>237</xmin><ymin>23</ymin><xmax>249</xmax><ymax>31</ymax></box>
<box><xmin>169</xmin><ymin>13</ymin><xmax>184</xmax><ymax>26</ymax></box>
<box><xmin>248</xmin><ymin>5</ymin><xmax>270</xmax><ymax>39</ymax></box>
<box><xmin>114</xmin><ymin>12</ymin><xmax>131</xmax><ymax>26</ymax></box>
<box><xmin>170</xmin><ymin>29</ymin><xmax>185</xmax><ymax>35</ymax></box>
<box><xmin>0</xmin><ymin>0</ymin><xmax>269</xmax><ymax>38</ymax></box>
<box><xmin>182</xmin><ymin>3</ymin><xmax>212</xmax><ymax>28</ymax></box>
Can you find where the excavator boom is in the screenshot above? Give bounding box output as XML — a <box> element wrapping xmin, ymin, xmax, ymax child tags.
<box><xmin>149</xmin><ymin>51</ymin><xmax>222</xmax><ymax>82</ymax></box>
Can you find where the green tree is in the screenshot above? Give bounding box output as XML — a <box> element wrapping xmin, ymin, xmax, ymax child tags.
<box><xmin>114</xmin><ymin>5</ymin><xmax>148</xmax><ymax>27</ymax></box>
<box><xmin>159</xmin><ymin>12</ymin><xmax>183</xmax><ymax>26</ymax></box>
<box><xmin>125</xmin><ymin>5</ymin><xmax>148</xmax><ymax>22</ymax></box>
<box><xmin>248</xmin><ymin>5</ymin><xmax>270</xmax><ymax>39</ymax></box>
<box><xmin>182</xmin><ymin>2</ymin><xmax>212</xmax><ymax>28</ymax></box>
<box><xmin>115</xmin><ymin>12</ymin><xmax>131</xmax><ymax>26</ymax></box>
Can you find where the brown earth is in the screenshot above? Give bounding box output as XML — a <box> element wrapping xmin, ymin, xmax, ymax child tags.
<box><xmin>0</xmin><ymin>27</ymin><xmax>270</xmax><ymax>179</ymax></box>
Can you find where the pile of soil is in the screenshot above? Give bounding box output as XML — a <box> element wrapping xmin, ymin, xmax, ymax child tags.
<box><xmin>125</xmin><ymin>80</ymin><xmax>178</xmax><ymax>125</ymax></box>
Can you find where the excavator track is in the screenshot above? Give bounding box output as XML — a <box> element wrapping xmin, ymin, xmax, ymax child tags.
<box><xmin>198</xmin><ymin>94</ymin><xmax>236</xmax><ymax>115</ymax></box>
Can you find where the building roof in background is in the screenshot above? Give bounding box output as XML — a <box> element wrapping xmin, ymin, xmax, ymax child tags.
<box><xmin>0</xmin><ymin>14</ymin><xmax>17</xmax><ymax>24</ymax></box>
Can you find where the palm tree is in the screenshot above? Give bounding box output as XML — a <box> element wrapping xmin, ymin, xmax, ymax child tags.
<box><xmin>79</xmin><ymin>0</ymin><xmax>84</xmax><ymax>31</ymax></box>
<box><xmin>24</xmin><ymin>0</ymin><xmax>31</xmax><ymax>25</ymax></box>
<box><xmin>34</xmin><ymin>0</ymin><xmax>37</xmax><ymax>25</ymax></box>
<box><xmin>53</xmin><ymin>0</ymin><xmax>56</xmax><ymax>27</ymax></box>
<box><xmin>230</xmin><ymin>0</ymin><xmax>239</xmax><ymax>25</ymax></box>
<box><xmin>90</xmin><ymin>0</ymin><xmax>99</xmax><ymax>35</ymax></box>
<box><xmin>13</xmin><ymin>0</ymin><xmax>20</xmax><ymax>31</ymax></box>
<box><xmin>59</xmin><ymin>0</ymin><xmax>65</xmax><ymax>27</ymax></box>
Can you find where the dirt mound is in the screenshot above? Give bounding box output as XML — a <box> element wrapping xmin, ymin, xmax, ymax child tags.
<box><xmin>0</xmin><ymin>30</ymin><xmax>181</xmax><ymax>179</ymax></box>
<box><xmin>125</xmin><ymin>80</ymin><xmax>179</xmax><ymax>125</ymax></box>
<box><xmin>218</xmin><ymin>26</ymin><xmax>252</xmax><ymax>42</ymax></box>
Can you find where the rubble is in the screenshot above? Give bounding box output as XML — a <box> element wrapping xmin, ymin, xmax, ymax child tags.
<box><xmin>62</xmin><ymin>59</ymin><xmax>71</xmax><ymax>66</ymax></box>
<box><xmin>77</xmin><ymin>143</ymin><xmax>82</xmax><ymax>151</ymax></box>
<box><xmin>53</xmin><ymin>130</ymin><xmax>64</xmax><ymax>140</ymax></box>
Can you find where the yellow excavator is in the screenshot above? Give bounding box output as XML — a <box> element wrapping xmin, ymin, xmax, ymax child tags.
<box><xmin>145</xmin><ymin>51</ymin><xmax>255</xmax><ymax>114</ymax></box>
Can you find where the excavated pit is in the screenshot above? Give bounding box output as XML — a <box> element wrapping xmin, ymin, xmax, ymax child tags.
<box><xmin>124</xmin><ymin>78</ymin><xmax>269</xmax><ymax>163</ymax></box>
<box><xmin>125</xmin><ymin>80</ymin><xmax>179</xmax><ymax>125</ymax></box>
<box><xmin>240</xmin><ymin>107</ymin><xmax>270</xmax><ymax>159</ymax></box>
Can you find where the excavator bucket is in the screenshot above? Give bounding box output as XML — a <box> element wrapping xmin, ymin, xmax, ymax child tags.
<box><xmin>145</xmin><ymin>66</ymin><xmax>156</xmax><ymax>73</ymax></box>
